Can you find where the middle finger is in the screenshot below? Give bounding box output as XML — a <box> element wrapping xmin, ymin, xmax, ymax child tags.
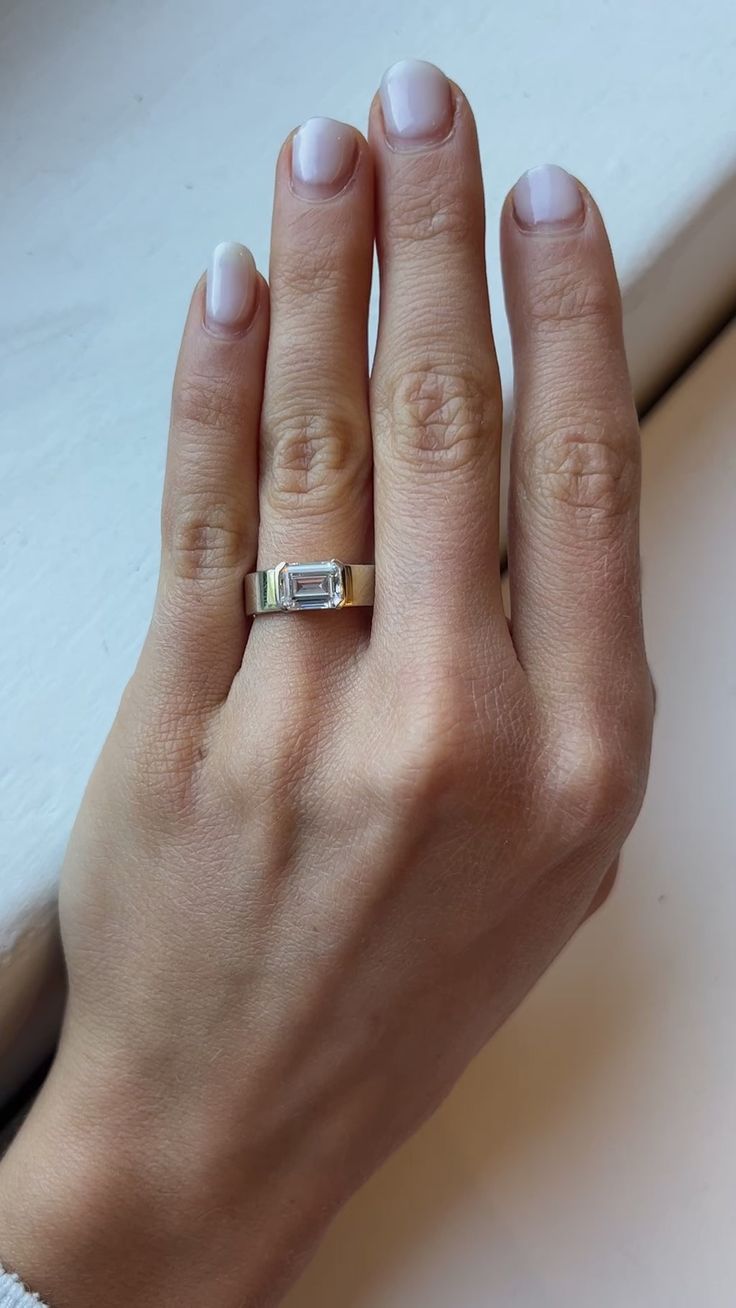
<box><xmin>369</xmin><ymin>61</ymin><xmax>506</xmax><ymax>641</ymax></box>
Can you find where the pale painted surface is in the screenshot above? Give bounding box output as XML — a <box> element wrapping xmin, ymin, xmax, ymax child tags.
<box><xmin>0</xmin><ymin>0</ymin><xmax>734</xmax><ymax>1180</ymax></box>
<box><xmin>283</xmin><ymin>323</ymin><xmax>736</xmax><ymax>1307</ymax></box>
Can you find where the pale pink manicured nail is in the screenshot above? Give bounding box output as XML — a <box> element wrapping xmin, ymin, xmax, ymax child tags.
<box><xmin>512</xmin><ymin>165</ymin><xmax>584</xmax><ymax>230</ymax></box>
<box><xmin>291</xmin><ymin>117</ymin><xmax>358</xmax><ymax>199</ymax></box>
<box><xmin>205</xmin><ymin>241</ymin><xmax>257</xmax><ymax>334</ymax></box>
<box><xmin>379</xmin><ymin>58</ymin><xmax>453</xmax><ymax>148</ymax></box>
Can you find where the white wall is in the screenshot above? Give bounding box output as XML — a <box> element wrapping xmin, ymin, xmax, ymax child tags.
<box><xmin>1</xmin><ymin>0</ymin><xmax>735</xmax><ymax>1105</ymax></box>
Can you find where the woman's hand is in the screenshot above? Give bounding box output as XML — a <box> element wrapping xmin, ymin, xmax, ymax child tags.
<box><xmin>0</xmin><ymin>61</ymin><xmax>653</xmax><ymax>1308</ymax></box>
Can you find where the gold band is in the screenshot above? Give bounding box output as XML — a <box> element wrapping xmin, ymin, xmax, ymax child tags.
<box><xmin>245</xmin><ymin>560</ymin><xmax>374</xmax><ymax>615</ymax></box>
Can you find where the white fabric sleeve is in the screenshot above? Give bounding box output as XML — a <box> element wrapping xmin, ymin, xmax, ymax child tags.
<box><xmin>0</xmin><ymin>1265</ymin><xmax>48</xmax><ymax>1307</ymax></box>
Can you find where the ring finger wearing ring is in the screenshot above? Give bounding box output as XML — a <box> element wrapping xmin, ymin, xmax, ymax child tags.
<box><xmin>254</xmin><ymin>118</ymin><xmax>375</xmax><ymax>598</ymax></box>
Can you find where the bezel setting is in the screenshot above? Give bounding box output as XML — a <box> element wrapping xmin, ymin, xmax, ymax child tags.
<box><xmin>276</xmin><ymin>560</ymin><xmax>347</xmax><ymax>612</ymax></box>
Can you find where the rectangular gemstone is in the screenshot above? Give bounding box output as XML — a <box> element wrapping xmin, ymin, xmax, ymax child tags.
<box><xmin>279</xmin><ymin>561</ymin><xmax>344</xmax><ymax>611</ymax></box>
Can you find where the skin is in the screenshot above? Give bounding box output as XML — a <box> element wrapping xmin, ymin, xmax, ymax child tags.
<box><xmin>0</xmin><ymin>72</ymin><xmax>652</xmax><ymax>1308</ymax></box>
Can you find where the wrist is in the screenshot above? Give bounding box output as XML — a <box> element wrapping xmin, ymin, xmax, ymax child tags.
<box><xmin>0</xmin><ymin>1045</ymin><xmax>336</xmax><ymax>1308</ymax></box>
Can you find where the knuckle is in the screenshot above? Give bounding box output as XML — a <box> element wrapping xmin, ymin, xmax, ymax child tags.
<box><xmin>114</xmin><ymin>688</ymin><xmax>209</xmax><ymax>820</ymax></box>
<box><xmin>243</xmin><ymin>705</ymin><xmax>313</xmax><ymax>797</ymax></box>
<box><xmin>520</xmin><ymin>417</ymin><xmax>638</xmax><ymax>527</ymax></box>
<box><xmin>265</xmin><ymin>408</ymin><xmax>369</xmax><ymax>512</ymax></box>
<box><xmin>526</xmin><ymin>261</ymin><xmax>614</xmax><ymax>331</ymax></box>
<box><xmin>375</xmin><ymin>735</ymin><xmax>458</xmax><ymax>820</ymax></box>
<box><xmin>275</xmin><ymin>224</ymin><xmax>347</xmax><ymax>298</ymax></box>
<box><xmin>385</xmin><ymin>180</ymin><xmax>472</xmax><ymax>246</ymax></box>
<box><xmin>550</xmin><ymin>721</ymin><xmax>649</xmax><ymax>844</ymax></box>
<box><xmin>232</xmin><ymin>739</ymin><xmax>295</xmax><ymax>820</ymax></box>
<box><xmin>173</xmin><ymin>371</ymin><xmax>244</xmax><ymax>439</ymax></box>
<box><xmin>217</xmin><ymin>672</ymin><xmax>325</xmax><ymax>805</ymax></box>
<box><xmin>383</xmin><ymin>362</ymin><xmax>498</xmax><ymax>475</ymax></box>
<box><xmin>370</xmin><ymin>682</ymin><xmax>479</xmax><ymax>819</ymax></box>
<box><xmin>163</xmin><ymin>495</ymin><xmax>249</xmax><ymax>581</ymax></box>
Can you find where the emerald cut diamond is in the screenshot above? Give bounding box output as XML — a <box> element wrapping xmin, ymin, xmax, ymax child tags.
<box><xmin>278</xmin><ymin>561</ymin><xmax>345</xmax><ymax>611</ymax></box>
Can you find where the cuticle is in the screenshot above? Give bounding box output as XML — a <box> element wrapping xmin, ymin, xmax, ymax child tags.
<box><xmin>287</xmin><ymin>171</ymin><xmax>359</xmax><ymax>205</ymax></box>
<box><xmin>512</xmin><ymin>201</ymin><xmax>588</xmax><ymax>236</ymax></box>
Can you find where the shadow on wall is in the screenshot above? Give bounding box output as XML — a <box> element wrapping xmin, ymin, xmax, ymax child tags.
<box><xmin>283</xmin><ymin>887</ymin><xmax>658</xmax><ymax>1308</ymax></box>
<box><xmin>0</xmin><ymin>900</ymin><xmax>64</xmax><ymax>1116</ymax></box>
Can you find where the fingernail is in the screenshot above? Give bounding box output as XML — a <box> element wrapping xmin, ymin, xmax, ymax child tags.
<box><xmin>379</xmin><ymin>58</ymin><xmax>453</xmax><ymax>149</ymax></box>
<box><xmin>512</xmin><ymin>164</ymin><xmax>584</xmax><ymax>230</ymax></box>
<box><xmin>291</xmin><ymin>117</ymin><xmax>358</xmax><ymax>199</ymax></box>
<box><xmin>205</xmin><ymin>241</ymin><xmax>258</xmax><ymax>334</ymax></box>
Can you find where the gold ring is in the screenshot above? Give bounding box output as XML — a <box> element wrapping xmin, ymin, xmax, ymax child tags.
<box><xmin>245</xmin><ymin>560</ymin><xmax>374</xmax><ymax>615</ymax></box>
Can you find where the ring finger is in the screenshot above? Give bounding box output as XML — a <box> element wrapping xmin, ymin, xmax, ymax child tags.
<box><xmin>254</xmin><ymin>118</ymin><xmax>374</xmax><ymax>642</ymax></box>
